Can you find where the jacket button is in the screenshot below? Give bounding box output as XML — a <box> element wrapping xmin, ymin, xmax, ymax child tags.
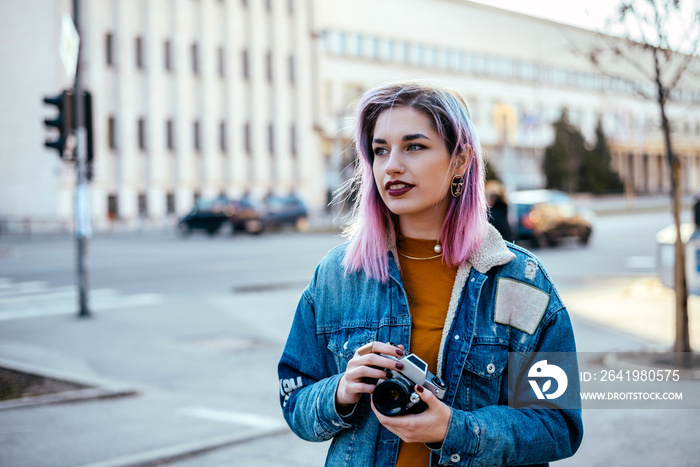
<box><xmin>450</xmin><ymin>453</ymin><xmax>461</xmax><ymax>462</ymax></box>
<box><xmin>486</xmin><ymin>363</ymin><xmax>496</xmax><ymax>374</ymax></box>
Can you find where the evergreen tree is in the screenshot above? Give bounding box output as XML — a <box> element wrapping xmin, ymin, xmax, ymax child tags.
<box><xmin>485</xmin><ymin>161</ymin><xmax>500</xmax><ymax>182</ymax></box>
<box><xmin>543</xmin><ymin>109</ymin><xmax>586</xmax><ymax>193</ymax></box>
<box><xmin>579</xmin><ymin>119</ymin><xmax>624</xmax><ymax>195</ymax></box>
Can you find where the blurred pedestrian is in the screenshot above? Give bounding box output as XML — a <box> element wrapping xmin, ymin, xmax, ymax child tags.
<box><xmin>485</xmin><ymin>180</ymin><xmax>513</xmax><ymax>242</ymax></box>
<box><xmin>278</xmin><ymin>81</ymin><xmax>582</xmax><ymax>466</ymax></box>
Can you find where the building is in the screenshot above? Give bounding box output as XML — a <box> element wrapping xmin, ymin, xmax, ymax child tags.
<box><xmin>1</xmin><ymin>0</ymin><xmax>318</xmax><ymax>232</ymax></box>
<box><xmin>1</xmin><ymin>0</ymin><xmax>699</xmax><ymax>233</ymax></box>
<box><xmin>313</xmin><ymin>0</ymin><xmax>700</xmax><ymax>199</ymax></box>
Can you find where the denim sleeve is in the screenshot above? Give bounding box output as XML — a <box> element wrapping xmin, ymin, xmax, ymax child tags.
<box><xmin>431</xmin><ymin>309</ymin><xmax>584</xmax><ymax>466</ymax></box>
<box><xmin>278</xmin><ymin>283</ymin><xmax>354</xmax><ymax>442</ymax></box>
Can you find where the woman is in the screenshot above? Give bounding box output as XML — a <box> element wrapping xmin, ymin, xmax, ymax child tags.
<box><xmin>485</xmin><ymin>180</ymin><xmax>514</xmax><ymax>242</ymax></box>
<box><xmin>278</xmin><ymin>81</ymin><xmax>582</xmax><ymax>466</ymax></box>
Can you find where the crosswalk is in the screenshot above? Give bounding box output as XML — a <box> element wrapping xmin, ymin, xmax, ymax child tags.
<box><xmin>0</xmin><ymin>277</ymin><xmax>162</xmax><ymax>321</ymax></box>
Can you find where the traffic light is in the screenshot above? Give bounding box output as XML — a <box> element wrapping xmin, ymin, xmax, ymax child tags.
<box><xmin>43</xmin><ymin>90</ymin><xmax>74</xmax><ymax>159</ymax></box>
<box><xmin>83</xmin><ymin>91</ymin><xmax>94</xmax><ymax>181</ymax></box>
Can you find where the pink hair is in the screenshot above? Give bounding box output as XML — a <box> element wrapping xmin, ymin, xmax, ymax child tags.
<box><xmin>341</xmin><ymin>81</ymin><xmax>488</xmax><ymax>281</ymax></box>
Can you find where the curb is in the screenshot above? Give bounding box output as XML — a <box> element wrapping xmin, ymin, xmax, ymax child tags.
<box><xmin>75</xmin><ymin>426</ymin><xmax>290</xmax><ymax>467</ymax></box>
<box><xmin>602</xmin><ymin>349</ymin><xmax>700</xmax><ymax>380</ymax></box>
<box><xmin>0</xmin><ymin>357</ymin><xmax>139</xmax><ymax>411</ymax></box>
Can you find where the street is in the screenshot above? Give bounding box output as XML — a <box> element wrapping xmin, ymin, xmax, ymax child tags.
<box><xmin>0</xmin><ymin>210</ymin><xmax>698</xmax><ymax>466</ymax></box>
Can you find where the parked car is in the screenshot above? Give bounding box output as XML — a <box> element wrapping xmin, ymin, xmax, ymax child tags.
<box><xmin>509</xmin><ymin>189</ymin><xmax>593</xmax><ymax>248</ymax></box>
<box><xmin>178</xmin><ymin>196</ymin><xmax>264</xmax><ymax>236</ymax></box>
<box><xmin>263</xmin><ymin>194</ymin><xmax>309</xmax><ymax>231</ymax></box>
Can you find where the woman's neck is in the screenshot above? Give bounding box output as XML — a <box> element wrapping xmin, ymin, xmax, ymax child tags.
<box><xmin>398</xmin><ymin>215</ymin><xmax>443</xmax><ymax>240</ymax></box>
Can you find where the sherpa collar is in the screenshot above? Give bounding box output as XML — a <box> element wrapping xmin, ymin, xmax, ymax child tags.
<box><xmin>468</xmin><ymin>223</ymin><xmax>516</xmax><ymax>274</ymax></box>
<box><xmin>436</xmin><ymin>224</ymin><xmax>515</xmax><ymax>378</ymax></box>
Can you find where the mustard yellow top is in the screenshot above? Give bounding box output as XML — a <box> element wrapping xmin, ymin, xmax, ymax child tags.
<box><xmin>395</xmin><ymin>235</ymin><xmax>457</xmax><ymax>467</ymax></box>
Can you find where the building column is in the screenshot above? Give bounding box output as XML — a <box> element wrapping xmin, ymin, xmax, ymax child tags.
<box><xmin>146</xmin><ymin>0</ymin><xmax>168</xmax><ymax>222</ymax></box>
<box><xmin>224</xmin><ymin>0</ymin><xmax>247</xmax><ymax>198</ymax></box>
<box><xmin>200</xmin><ymin>0</ymin><xmax>222</xmax><ymax>199</ymax></box>
<box><xmin>294</xmin><ymin>0</ymin><xmax>325</xmax><ymax>211</ymax></box>
<box><xmin>272</xmin><ymin>0</ymin><xmax>293</xmax><ymax>195</ymax></box>
<box><xmin>174</xmin><ymin>0</ymin><xmax>195</xmax><ymax>214</ymax></box>
<box><xmin>117</xmin><ymin>0</ymin><xmax>138</xmax><ymax>223</ymax></box>
<box><xmin>249</xmin><ymin>0</ymin><xmax>270</xmax><ymax>198</ymax></box>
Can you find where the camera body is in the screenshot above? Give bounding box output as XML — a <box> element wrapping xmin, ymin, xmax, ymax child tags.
<box><xmin>372</xmin><ymin>352</ymin><xmax>446</xmax><ymax>416</ymax></box>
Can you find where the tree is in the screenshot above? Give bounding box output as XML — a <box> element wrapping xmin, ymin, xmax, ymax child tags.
<box><xmin>586</xmin><ymin>0</ymin><xmax>700</xmax><ymax>355</ymax></box>
<box><xmin>543</xmin><ymin>109</ymin><xmax>586</xmax><ymax>193</ymax></box>
<box><xmin>579</xmin><ymin>119</ymin><xmax>624</xmax><ymax>195</ymax></box>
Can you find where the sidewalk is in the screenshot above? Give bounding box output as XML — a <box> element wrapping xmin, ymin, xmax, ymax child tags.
<box><xmin>570</xmin><ymin>193</ymin><xmax>695</xmax><ymax>217</ymax></box>
<box><xmin>0</xmin><ymin>276</ymin><xmax>698</xmax><ymax>466</ymax></box>
<box><xmin>562</xmin><ymin>275</ymin><xmax>700</xmax><ymax>347</ymax></box>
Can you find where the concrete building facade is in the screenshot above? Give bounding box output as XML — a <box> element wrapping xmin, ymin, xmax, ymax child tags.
<box><xmin>1</xmin><ymin>0</ymin><xmax>699</xmax><ymax>233</ymax></box>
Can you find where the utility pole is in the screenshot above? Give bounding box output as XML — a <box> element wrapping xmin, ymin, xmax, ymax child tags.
<box><xmin>72</xmin><ymin>0</ymin><xmax>91</xmax><ymax>318</ymax></box>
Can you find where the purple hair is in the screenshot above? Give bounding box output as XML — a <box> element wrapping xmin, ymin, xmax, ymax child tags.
<box><xmin>341</xmin><ymin>81</ymin><xmax>488</xmax><ymax>281</ymax></box>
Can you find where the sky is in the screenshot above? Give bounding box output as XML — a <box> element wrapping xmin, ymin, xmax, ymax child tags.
<box><xmin>468</xmin><ymin>0</ymin><xmax>620</xmax><ymax>32</ymax></box>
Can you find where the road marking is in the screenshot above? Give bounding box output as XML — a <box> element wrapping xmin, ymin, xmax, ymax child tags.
<box><xmin>625</xmin><ymin>256</ymin><xmax>655</xmax><ymax>269</ymax></box>
<box><xmin>178</xmin><ymin>406</ymin><xmax>287</xmax><ymax>430</ymax></box>
<box><xmin>0</xmin><ymin>278</ymin><xmax>162</xmax><ymax>321</ymax></box>
<box><xmin>0</xmin><ymin>281</ymin><xmax>49</xmax><ymax>296</ymax></box>
<box><xmin>0</xmin><ymin>287</ymin><xmax>114</xmax><ymax>304</ymax></box>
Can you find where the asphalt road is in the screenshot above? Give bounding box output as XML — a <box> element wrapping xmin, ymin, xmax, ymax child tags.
<box><xmin>0</xmin><ymin>210</ymin><xmax>697</xmax><ymax>466</ymax></box>
<box><xmin>0</xmin><ymin>210</ymin><xmax>683</xmax><ymax>294</ymax></box>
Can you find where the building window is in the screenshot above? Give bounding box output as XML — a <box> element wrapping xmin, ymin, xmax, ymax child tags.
<box><xmin>290</xmin><ymin>124</ymin><xmax>297</xmax><ymax>156</ymax></box>
<box><xmin>287</xmin><ymin>54</ymin><xmax>295</xmax><ymax>84</ymax></box>
<box><xmin>164</xmin><ymin>40</ymin><xmax>172</xmax><ymax>71</ymax></box>
<box><xmin>244</xmin><ymin>122</ymin><xmax>251</xmax><ymax>154</ymax></box>
<box><xmin>166</xmin><ymin>193</ymin><xmax>175</xmax><ymax>214</ymax></box>
<box><xmin>193</xmin><ymin>120</ymin><xmax>201</xmax><ymax>152</ymax></box>
<box><xmin>138</xmin><ymin>193</ymin><xmax>147</xmax><ymax>217</ymax></box>
<box><xmin>379</xmin><ymin>40</ymin><xmax>394</xmax><ymax>62</ymax></box>
<box><xmin>397</xmin><ymin>42</ymin><xmax>409</xmax><ymax>63</ymax></box>
<box><xmin>191</xmin><ymin>43</ymin><xmax>199</xmax><ymax>75</ymax></box>
<box><xmin>266</xmin><ymin>51</ymin><xmax>273</xmax><ymax>82</ymax></box>
<box><xmin>219</xmin><ymin>121</ymin><xmax>227</xmax><ymax>152</ymax></box>
<box><xmin>135</xmin><ymin>36</ymin><xmax>144</xmax><ymax>69</ymax></box>
<box><xmin>217</xmin><ymin>46</ymin><xmax>225</xmax><ymax>77</ymax></box>
<box><xmin>107</xmin><ymin>194</ymin><xmax>119</xmax><ymax>220</ymax></box>
<box><xmin>108</xmin><ymin>116</ymin><xmax>117</xmax><ymax>150</ymax></box>
<box><xmin>242</xmin><ymin>49</ymin><xmax>249</xmax><ymax>80</ymax></box>
<box><xmin>166</xmin><ymin>119</ymin><xmax>174</xmax><ymax>151</ymax></box>
<box><xmin>106</xmin><ymin>33</ymin><xmax>114</xmax><ymax>66</ymax></box>
<box><xmin>137</xmin><ymin>118</ymin><xmax>146</xmax><ymax>150</ymax></box>
<box><xmin>332</xmin><ymin>31</ymin><xmax>346</xmax><ymax>55</ymax></box>
<box><xmin>268</xmin><ymin>123</ymin><xmax>274</xmax><ymax>154</ymax></box>
<box><xmin>409</xmin><ymin>44</ymin><xmax>422</xmax><ymax>66</ymax></box>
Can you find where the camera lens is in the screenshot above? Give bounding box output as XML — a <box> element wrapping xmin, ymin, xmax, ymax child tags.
<box><xmin>373</xmin><ymin>379</ymin><xmax>411</xmax><ymax>416</ymax></box>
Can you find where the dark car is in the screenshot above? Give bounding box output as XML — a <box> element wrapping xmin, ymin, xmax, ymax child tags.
<box><xmin>178</xmin><ymin>197</ymin><xmax>264</xmax><ymax>236</ymax></box>
<box><xmin>509</xmin><ymin>189</ymin><xmax>594</xmax><ymax>248</ymax></box>
<box><xmin>263</xmin><ymin>194</ymin><xmax>309</xmax><ymax>231</ymax></box>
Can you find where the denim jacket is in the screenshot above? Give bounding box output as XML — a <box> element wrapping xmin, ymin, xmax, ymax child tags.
<box><xmin>278</xmin><ymin>226</ymin><xmax>583</xmax><ymax>466</ymax></box>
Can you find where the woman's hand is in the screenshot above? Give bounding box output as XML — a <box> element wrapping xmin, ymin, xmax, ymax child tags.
<box><xmin>335</xmin><ymin>342</ymin><xmax>405</xmax><ymax>413</ymax></box>
<box><xmin>371</xmin><ymin>384</ymin><xmax>452</xmax><ymax>444</ymax></box>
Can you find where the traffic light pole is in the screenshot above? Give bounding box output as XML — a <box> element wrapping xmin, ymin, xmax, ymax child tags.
<box><xmin>73</xmin><ymin>0</ymin><xmax>90</xmax><ymax>318</ymax></box>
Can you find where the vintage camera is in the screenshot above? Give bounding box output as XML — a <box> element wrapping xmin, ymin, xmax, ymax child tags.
<box><xmin>372</xmin><ymin>352</ymin><xmax>446</xmax><ymax>416</ymax></box>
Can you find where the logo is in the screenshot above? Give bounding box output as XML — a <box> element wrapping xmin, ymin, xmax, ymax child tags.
<box><xmin>528</xmin><ymin>360</ymin><xmax>568</xmax><ymax>400</ymax></box>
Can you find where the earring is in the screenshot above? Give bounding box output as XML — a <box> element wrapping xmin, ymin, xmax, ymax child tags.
<box><xmin>450</xmin><ymin>174</ymin><xmax>465</xmax><ymax>198</ymax></box>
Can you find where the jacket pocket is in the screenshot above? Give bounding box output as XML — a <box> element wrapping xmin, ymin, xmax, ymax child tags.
<box><xmin>327</xmin><ymin>327</ymin><xmax>377</xmax><ymax>372</ymax></box>
<box><xmin>460</xmin><ymin>344</ymin><xmax>509</xmax><ymax>410</ymax></box>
